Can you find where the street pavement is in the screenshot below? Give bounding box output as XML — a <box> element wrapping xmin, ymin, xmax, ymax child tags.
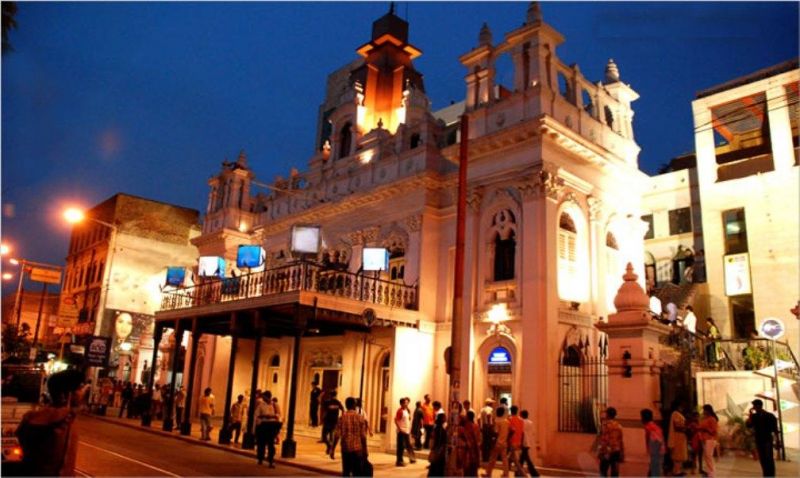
<box><xmin>63</xmin><ymin>412</ymin><xmax>800</xmax><ymax>477</ymax></box>
<box><xmin>72</xmin><ymin>415</ymin><xmax>318</xmax><ymax>477</ymax></box>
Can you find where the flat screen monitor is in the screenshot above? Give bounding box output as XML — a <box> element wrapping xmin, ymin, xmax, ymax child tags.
<box><xmin>198</xmin><ymin>256</ymin><xmax>225</xmax><ymax>278</ymax></box>
<box><xmin>237</xmin><ymin>245</ymin><xmax>265</xmax><ymax>268</ymax></box>
<box><xmin>166</xmin><ymin>267</ymin><xmax>186</xmax><ymax>287</ymax></box>
<box><xmin>362</xmin><ymin>247</ymin><xmax>389</xmax><ymax>272</ymax></box>
<box><xmin>291</xmin><ymin>225</ymin><xmax>321</xmax><ymax>255</ymax></box>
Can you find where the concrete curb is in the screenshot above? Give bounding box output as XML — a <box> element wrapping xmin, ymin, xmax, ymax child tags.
<box><xmin>86</xmin><ymin>414</ymin><xmax>336</xmax><ymax>476</ymax></box>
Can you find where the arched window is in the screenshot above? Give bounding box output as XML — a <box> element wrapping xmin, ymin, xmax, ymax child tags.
<box><xmin>339</xmin><ymin>122</ymin><xmax>352</xmax><ymax>159</ymax></box>
<box><xmin>270</xmin><ymin>354</ymin><xmax>280</xmax><ymax>367</ymax></box>
<box><xmin>410</xmin><ymin>133</ymin><xmax>421</xmax><ymax>149</ymax></box>
<box><xmin>604</xmin><ymin>106</ymin><xmax>614</xmax><ymax>130</ymax></box>
<box><xmin>558</xmin><ymin>208</ymin><xmax>589</xmax><ymax>302</ymax></box>
<box><xmin>561</xmin><ymin>345</ymin><xmax>582</xmax><ymax>366</ymax></box>
<box><xmin>489</xmin><ymin>209</ymin><xmax>517</xmax><ymax>282</ymax></box>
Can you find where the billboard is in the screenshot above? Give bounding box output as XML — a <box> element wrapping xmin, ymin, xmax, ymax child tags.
<box><xmin>724</xmin><ymin>253</ymin><xmax>751</xmax><ymax>296</ymax></box>
<box><xmin>237</xmin><ymin>245</ymin><xmax>265</xmax><ymax>268</ymax></box>
<box><xmin>362</xmin><ymin>247</ymin><xmax>389</xmax><ymax>272</ymax></box>
<box><xmin>165</xmin><ymin>267</ymin><xmax>187</xmax><ymax>287</ymax></box>
<box><xmin>85</xmin><ymin>336</ymin><xmax>111</xmax><ymax>367</ymax></box>
<box><xmin>29</xmin><ymin>267</ymin><xmax>62</xmax><ymax>284</ymax></box>
<box><xmin>198</xmin><ymin>256</ymin><xmax>225</xmax><ymax>278</ymax></box>
<box><xmin>290</xmin><ymin>225</ymin><xmax>321</xmax><ymax>255</ymax></box>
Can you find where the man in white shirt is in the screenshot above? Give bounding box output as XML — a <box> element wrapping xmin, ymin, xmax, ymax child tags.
<box><xmin>394</xmin><ymin>397</ymin><xmax>416</xmax><ymax>466</ymax></box>
<box><xmin>480</xmin><ymin>398</ymin><xmax>495</xmax><ymax>462</ymax></box>
<box><xmin>682</xmin><ymin>305</ymin><xmax>697</xmax><ymax>334</ymax></box>
<box><xmin>255</xmin><ymin>390</ymin><xmax>281</xmax><ymax>467</ymax></box>
<box><xmin>520</xmin><ymin>410</ymin><xmax>540</xmax><ymax>476</ymax></box>
<box><xmin>649</xmin><ymin>291</ymin><xmax>663</xmax><ymax>321</ymax></box>
<box><xmin>665</xmin><ymin>302</ymin><xmax>678</xmax><ymax>325</ymax></box>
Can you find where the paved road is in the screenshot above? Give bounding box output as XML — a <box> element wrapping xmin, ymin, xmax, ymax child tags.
<box><xmin>72</xmin><ymin>416</ymin><xmax>319</xmax><ymax>477</ymax></box>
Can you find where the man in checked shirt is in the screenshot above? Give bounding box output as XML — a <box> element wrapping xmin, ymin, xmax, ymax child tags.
<box><xmin>336</xmin><ymin>397</ymin><xmax>369</xmax><ymax>477</ymax></box>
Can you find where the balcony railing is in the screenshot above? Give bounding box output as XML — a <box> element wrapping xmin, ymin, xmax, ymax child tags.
<box><xmin>159</xmin><ymin>260</ymin><xmax>419</xmax><ymax>312</ymax></box>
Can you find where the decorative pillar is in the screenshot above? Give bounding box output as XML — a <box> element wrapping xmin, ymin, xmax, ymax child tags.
<box><xmin>141</xmin><ymin>323</ymin><xmax>163</xmax><ymax>427</ymax></box>
<box><xmin>180</xmin><ymin>318</ymin><xmax>200</xmax><ymax>436</ymax></box>
<box><xmin>595</xmin><ymin>263</ymin><xmax>671</xmax><ymax>476</ymax></box>
<box><xmin>281</xmin><ymin>304</ymin><xmax>305</xmax><ymax>458</ymax></box>
<box><xmin>163</xmin><ymin>318</ymin><xmax>183</xmax><ymax>431</ymax></box>
<box><xmin>242</xmin><ymin>311</ymin><xmax>262</xmax><ymax>450</ymax></box>
<box><xmin>219</xmin><ymin>311</ymin><xmax>239</xmax><ymax>444</ymax></box>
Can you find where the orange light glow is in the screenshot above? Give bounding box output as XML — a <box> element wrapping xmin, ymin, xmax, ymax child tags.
<box><xmin>0</xmin><ymin>244</ymin><xmax>9</xmax><ymax>255</ymax></box>
<box><xmin>63</xmin><ymin>208</ymin><xmax>86</xmax><ymax>224</ymax></box>
<box><xmin>2</xmin><ymin>272</ymin><xmax>13</xmax><ymax>281</ymax></box>
<box><xmin>9</xmin><ymin>258</ymin><xmax>19</xmax><ymax>265</ymax></box>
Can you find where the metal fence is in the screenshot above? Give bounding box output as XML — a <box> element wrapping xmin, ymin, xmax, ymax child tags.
<box><xmin>159</xmin><ymin>260</ymin><xmax>418</xmax><ymax>312</ymax></box>
<box><xmin>558</xmin><ymin>354</ymin><xmax>608</xmax><ymax>433</ymax></box>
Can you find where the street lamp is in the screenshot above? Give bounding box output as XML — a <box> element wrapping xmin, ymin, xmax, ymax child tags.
<box><xmin>1</xmin><ymin>243</ymin><xmax>10</xmax><ymax>256</ymax></box>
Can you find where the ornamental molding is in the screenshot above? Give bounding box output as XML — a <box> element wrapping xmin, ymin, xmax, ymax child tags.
<box><xmin>587</xmin><ymin>195</ymin><xmax>603</xmax><ymax>222</ymax></box>
<box><xmin>362</xmin><ymin>226</ymin><xmax>380</xmax><ymax>244</ymax></box>
<box><xmin>519</xmin><ymin>167</ymin><xmax>565</xmax><ymax>201</ymax></box>
<box><xmin>467</xmin><ymin>187</ymin><xmax>484</xmax><ymax>212</ymax></box>
<box><xmin>405</xmin><ymin>214</ymin><xmax>422</xmax><ymax>232</ymax></box>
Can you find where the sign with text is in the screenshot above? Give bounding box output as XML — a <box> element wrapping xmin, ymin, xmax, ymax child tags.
<box><xmin>85</xmin><ymin>336</ymin><xmax>111</xmax><ymax>367</ymax></box>
<box><xmin>724</xmin><ymin>253</ymin><xmax>752</xmax><ymax>296</ymax></box>
<box><xmin>488</xmin><ymin>346</ymin><xmax>512</xmax><ymax>374</ymax></box>
<box><xmin>30</xmin><ymin>267</ymin><xmax>62</xmax><ymax>284</ymax></box>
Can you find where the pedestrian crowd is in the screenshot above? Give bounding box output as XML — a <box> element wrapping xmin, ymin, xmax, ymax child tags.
<box><xmin>597</xmin><ymin>399</ymin><xmax>780</xmax><ymax>477</ymax></box>
<box><xmin>648</xmin><ymin>292</ymin><xmax>724</xmax><ymax>367</ymax></box>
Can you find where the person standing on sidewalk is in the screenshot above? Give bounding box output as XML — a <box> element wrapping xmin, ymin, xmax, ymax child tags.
<box><xmin>229</xmin><ymin>394</ymin><xmax>246</xmax><ymax>445</ymax></box>
<box><xmin>337</xmin><ymin>396</ymin><xmax>369</xmax><ymax>477</ymax></box>
<box><xmin>641</xmin><ymin>408</ymin><xmax>665</xmax><ymax>478</ymax></box>
<box><xmin>394</xmin><ymin>397</ymin><xmax>416</xmax><ymax>466</ymax></box>
<box><xmin>421</xmin><ymin>394</ymin><xmax>435</xmax><ymax>449</ymax></box>
<box><xmin>598</xmin><ymin>407</ymin><xmax>624</xmax><ymax>477</ymax></box>
<box><xmin>458</xmin><ymin>411</ymin><xmax>481</xmax><ymax>477</ymax></box>
<box><xmin>698</xmin><ymin>404</ymin><xmax>719</xmax><ymax>477</ymax></box>
<box><xmin>309</xmin><ymin>381</ymin><xmax>322</xmax><ymax>427</ymax></box>
<box><xmin>520</xmin><ymin>410</ymin><xmax>540</xmax><ymax>477</ymax></box>
<box><xmin>428</xmin><ymin>413</ymin><xmax>447</xmax><ymax>477</ymax></box>
<box><xmin>255</xmin><ymin>390</ymin><xmax>282</xmax><ymax>468</ymax></box>
<box><xmin>667</xmin><ymin>400</ymin><xmax>688</xmax><ymax>476</ymax></box>
<box><xmin>746</xmin><ymin>399</ymin><xmax>778</xmax><ymax>477</ymax></box>
<box><xmin>480</xmin><ymin>398</ymin><xmax>495</xmax><ymax>463</ymax></box>
<box><xmin>174</xmin><ymin>386</ymin><xmax>185</xmax><ymax>431</ymax></box>
<box><xmin>412</xmin><ymin>401</ymin><xmax>424</xmax><ymax>450</ymax></box>
<box><xmin>119</xmin><ymin>382</ymin><xmax>133</xmax><ymax>418</ymax></box>
<box><xmin>199</xmin><ymin>387</ymin><xmax>215</xmax><ymax>441</ymax></box>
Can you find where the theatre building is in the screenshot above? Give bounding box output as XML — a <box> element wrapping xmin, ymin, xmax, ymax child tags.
<box><xmin>153</xmin><ymin>4</ymin><xmax>652</xmax><ymax>466</ymax></box>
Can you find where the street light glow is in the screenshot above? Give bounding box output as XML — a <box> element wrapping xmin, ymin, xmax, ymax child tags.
<box><xmin>0</xmin><ymin>244</ymin><xmax>9</xmax><ymax>255</ymax></box>
<box><xmin>9</xmin><ymin>258</ymin><xmax>19</xmax><ymax>265</ymax></box>
<box><xmin>2</xmin><ymin>272</ymin><xmax>14</xmax><ymax>281</ymax></box>
<box><xmin>63</xmin><ymin>208</ymin><xmax>86</xmax><ymax>224</ymax></box>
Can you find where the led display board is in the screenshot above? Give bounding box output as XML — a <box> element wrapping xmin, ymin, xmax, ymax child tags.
<box><xmin>291</xmin><ymin>225</ymin><xmax>321</xmax><ymax>255</ymax></box>
<box><xmin>237</xmin><ymin>245</ymin><xmax>265</xmax><ymax>268</ymax></box>
<box><xmin>362</xmin><ymin>247</ymin><xmax>389</xmax><ymax>272</ymax></box>
<box><xmin>199</xmin><ymin>256</ymin><xmax>225</xmax><ymax>278</ymax></box>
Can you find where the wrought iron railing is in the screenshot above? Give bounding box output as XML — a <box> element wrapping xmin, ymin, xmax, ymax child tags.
<box><xmin>159</xmin><ymin>260</ymin><xmax>418</xmax><ymax>312</ymax></box>
<box><xmin>558</xmin><ymin>356</ymin><xmax>608</xmax><ymax>433</ymax></box>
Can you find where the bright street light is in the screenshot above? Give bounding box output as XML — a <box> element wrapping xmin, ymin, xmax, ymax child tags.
<box><xmin>9</xmin><ymin>258</ymin><xmax>19</xmax><ymax>265</ymax></box>
<box><xmin>1</xmin><ymin>244</ymin><xmax>9</xmax><ymax>255</ymax></box>
<box><xmin>63</xmin><ymin>208</ymin><xmax>86</xmax><ymax>224</ymax></box>
<box><xmin>2</xmin><ymin>272</ymin><xmax>14</xmax><ymax>281</ymax></box>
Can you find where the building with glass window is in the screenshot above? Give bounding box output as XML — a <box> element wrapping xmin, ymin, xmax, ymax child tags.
<box><xmin>642</xmin><ymin>60</ymin><xmax>798</xmax><ymax>347</ymax></box>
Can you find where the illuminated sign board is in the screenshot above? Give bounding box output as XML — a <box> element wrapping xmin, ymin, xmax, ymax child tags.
<box><xmin>237</xmin><ymin>245</ymin><xmax>265</xmax><ymax>269</ymax></box>
<box><xmin>198</xmin><ymin>256</ymin><xmax>225</xmax><ymax>278</ymax></box>
<box><xmin>362</xmin><ymin>247</ymin><xmax>389</xmax><ymax>272</ymax></box>
<box><xmin>291</xmin><ymin>225</ymin><xmax>321</xmax><ymax>255</ymax></box>
<box><xmin>489</xmin><ymin>346</ymin><xmax>511</xmax><ymax>364</ymax></box>
<box><xmin>758</xmin><ymin>317</ymin><xmax>786</xmax><ymax>340</ymax></box>
<box><xmin>165</xmin><ymin>267</ymin><xmax>186</xmax><ymax>287</ymax></box>
<box><xmin>724</xmin><ymin>253</ymin><xmax>752</xmax><ymax>296</ymax></box>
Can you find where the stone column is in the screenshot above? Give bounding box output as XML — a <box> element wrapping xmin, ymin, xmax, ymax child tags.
<box><xmin>595</xmin><ymin>263</ymin><xmax>671</xmax><ymax>476</ymax></box>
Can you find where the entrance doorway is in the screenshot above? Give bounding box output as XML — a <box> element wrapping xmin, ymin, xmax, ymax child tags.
<box><xmin>321</xmin><ymin>369</ymin><xmax>340</xmax><ymax>392</ymax></box>
<box><xmin>731</xmin><ymin>295</ymin><xmax>755</xmax><ymax>339</ymax></box>
<box><xmin>493</xmin><ymin>387</ymin><xmax>512</xmax><ymax>407</ymax></box>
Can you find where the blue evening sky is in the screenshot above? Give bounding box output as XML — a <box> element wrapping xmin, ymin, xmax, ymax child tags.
<box><xmin>2</xmin><ymin>1</ymin><xmax>798</xmax><ymax>274</ymax></box>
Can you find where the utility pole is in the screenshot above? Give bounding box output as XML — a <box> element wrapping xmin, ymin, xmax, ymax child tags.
<box><xmin>446</xmin><ymin>114</ymin><xmax>469</xmax><ymax>476</ymax></box>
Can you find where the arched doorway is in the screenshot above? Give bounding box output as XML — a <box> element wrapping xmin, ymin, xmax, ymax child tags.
<box><xmin>474</xmin><ymin>337</ymin><xmax>517</xmax><ymax>407</ymax></box>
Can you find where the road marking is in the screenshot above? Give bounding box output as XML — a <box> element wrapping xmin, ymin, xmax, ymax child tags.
<box><xmin>78</xmin><ymin>441</ymin><xmax>181</xmax><ymax>477</ymax></box>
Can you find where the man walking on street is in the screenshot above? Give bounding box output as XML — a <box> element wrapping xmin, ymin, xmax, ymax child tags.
<box><xmin>395</xmin><ymin>397</ymin><xmax>417</xmax><ymax>466</ymax></box>
<box><xmin>520</xmin><ymin>410</ymin><xmax>540</xmax><ymax>476</ymax></box>
<box><xmin>507</xmin><ymin>406</ymin><xmax>526</xmax><ymax>477</ymax></box>
<box><xmin>199</xmin><ymin>387</ymin><xmax>215</xmax><ymax>441</ymax></box>
<box><xmin>322</xmin><ymin>390</ymin><xmax>344</xmax><ymax>458</ymax></box>
<box><xmin>337</xmin><ymin>396</ymin><xmax>369</xmax><ymax>477</ymax></box>
<box><xmin>480</xmin><ymin>398</ymin><xmax>495</xmax><ymax>462</ymax></box>
<box><xmin>229</xmin><ymin>394</ymin><xmax>246</xmax><ymax>444</ymax></box>
<box><xmin>483</xmin><ymin>406</ymin><xmax>511</xmax><ymax>477</ymax></box>
<box><xmin>746</xmin><ymin>399</ymin><xmax>779</xmax><ymax>477</ymax></box>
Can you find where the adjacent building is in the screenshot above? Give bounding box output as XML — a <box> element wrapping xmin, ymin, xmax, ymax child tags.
<box><xmin>59</xmin><ymin>193</ymin><xmax>200</xmax><ymax>383</ymax></box>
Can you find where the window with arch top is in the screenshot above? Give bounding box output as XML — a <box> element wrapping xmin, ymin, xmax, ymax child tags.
<box><xmin>489</xmin><ymin>209</ymin><xmax>517</xmax><ymax>281</ymax></box>
<box><xmin>558</xmin><ymin>207</ymin><xmax>589</xmax><ymax>302</ymax></box>
<box><xmin>339</xmin><ymin>121</ymin><xmax>352</xmax><ymax>159</ymax></box>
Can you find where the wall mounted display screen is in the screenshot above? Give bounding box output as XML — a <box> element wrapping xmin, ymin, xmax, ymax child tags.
<box><xmin>237</xmin><ymin>245</ymin><xmax>265</xmax><ymax>268</ymax></box>
<box><xmin>198</xmin><ymin>256</ymin><xmax>225</xmax><ymax>278</ymax></box>
<box><xmin>166</xmin><ymin>267</ymin><xmax>186</xmax><ymax>287</ymax></box>
<box><xmin>362</xmin><ymin>247</ymin><xmax>389</xmax><ymax>272</ymax></box>
<box><xmin>291</xmin><ymin>225</ymin><xmax>321</xmax><ymax>254</ymax></box>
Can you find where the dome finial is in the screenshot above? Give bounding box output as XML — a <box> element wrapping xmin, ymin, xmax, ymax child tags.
<box><xmin>526</xmin><ymin>1</ymin><xmax>542</xmax><ymax>25</ymax></box>
<box><xmin>604</xmin><ymin>58</ymin><xmax>621</xmax><ymax>84</ymax></box>
<box><xmin>478</xmin><ymin>22</ymin><xmax>493</xmax><ymax>47</ymax></box>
